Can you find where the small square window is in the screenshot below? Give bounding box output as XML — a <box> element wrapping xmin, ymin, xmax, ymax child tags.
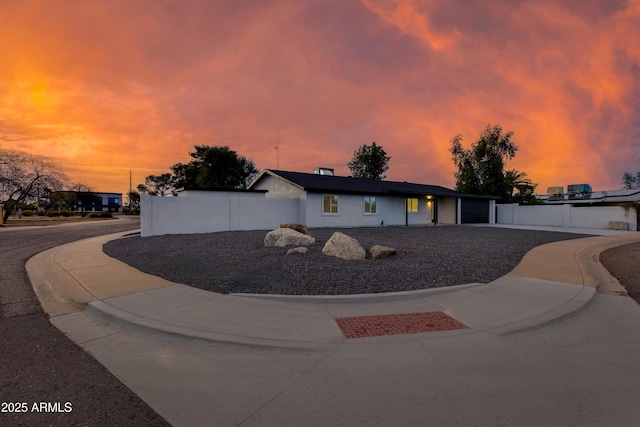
<box><xmin>364</xmin><ymin>196</ymin><xmax>377</xmax><ymax>214</ymax></box>
<box><xmin>323</xmin><ymin>194</ymin><xmax>338</xmax><ymax>214</ymax></box>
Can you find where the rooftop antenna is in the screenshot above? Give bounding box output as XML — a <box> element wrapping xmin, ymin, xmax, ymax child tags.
<box><xmin>275</xmin><ymin>127</ymin><xmax>280</xmax><ymax>169</ymax></box>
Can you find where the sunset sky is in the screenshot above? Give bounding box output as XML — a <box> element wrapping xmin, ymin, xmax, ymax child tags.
<box><xmin>1</xmin><ymin>0</ymin><xmax>639</xmax><ymax>198</ymax></box>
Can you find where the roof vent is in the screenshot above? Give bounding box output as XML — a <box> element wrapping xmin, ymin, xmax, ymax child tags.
<box><xmin>547</xmin><ymin>186</ymin><xmax>563</xmax><ymax>196</ymax></box>
<box><xmin>567</xmin><ymin>184</ymin><xmax>592</xmax><ymax>194</ymax></box>
<box><xmin>313</xmin><ymin>167</ymin><xmax>334</xmax><ymax>176</ymax></box>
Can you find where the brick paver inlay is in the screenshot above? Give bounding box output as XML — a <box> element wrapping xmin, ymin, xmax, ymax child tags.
<box><xmin>335</xmin><ymin>311</ymin><xmax>469</xmax><ymax>339</ymax></box>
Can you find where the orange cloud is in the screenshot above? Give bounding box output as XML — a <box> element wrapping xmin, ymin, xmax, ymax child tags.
<box><xmin>361</xmin><ymin>0</ymin><xmax>459</xmax><ymax>51</ymax></box>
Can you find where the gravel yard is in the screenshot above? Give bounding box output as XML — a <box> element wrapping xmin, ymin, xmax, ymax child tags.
<box><xmin>600</xmin><ymin>241</ymin><xmax>640</xmax><ymax>304</ymax></box>
<box><xmin>103</xmin><ymin>225</ymin><xmax>592</xmax><ymax>295</ymax></box>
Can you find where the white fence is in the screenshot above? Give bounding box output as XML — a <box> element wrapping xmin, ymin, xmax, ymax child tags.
<box><xmin>141</xmin><ymin>194</ymin><xmax>302</xmax><ymax>237</ymax></box>
<box><xmin>497</xmin><ymin>203</ymin><xmax>637</xmax><ymax>230</ymax></box>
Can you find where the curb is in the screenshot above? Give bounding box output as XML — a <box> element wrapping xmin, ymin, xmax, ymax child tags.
<box><xmin>86</xmin><ymin>299</ymin><xmax>339</xmax><ymax>351</ymax></box>
<box><xmin>31</xmin><ymin>229</ymin><xmax>640</xmax><ymax>346</ymax></box>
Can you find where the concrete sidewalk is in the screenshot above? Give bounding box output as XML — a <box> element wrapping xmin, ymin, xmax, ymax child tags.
<box><xmin>27</xmin><ymin>228</ymin><xmax>638</xmax><ymax>348</ymax></box>
<box><xmin>26</xmin><ymin>227</ymin><xmax>640</xmax><ymax>426</ymax></box>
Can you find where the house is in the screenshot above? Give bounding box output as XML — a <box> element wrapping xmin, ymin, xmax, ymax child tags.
<box><xmin>542</xmin><ymin>188</ymin><xmax>640</xmax><ymax>206</ymax></box>
<box><xmin>141</xmin><ymin>169</ymin><xmax>499</xmax><ymax>236</ymax></box>
<box><xmin>248</xmin><ymin>169</ymin><xmax>499</xmax><ymax>227</ymax></box>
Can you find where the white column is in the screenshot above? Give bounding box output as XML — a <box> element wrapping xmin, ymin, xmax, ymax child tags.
<box><xmin>489</xmin><ymin>200</ymin><xmax>496</xmax><ymax>224</ymax></box>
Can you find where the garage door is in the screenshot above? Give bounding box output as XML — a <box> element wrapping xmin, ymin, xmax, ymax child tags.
<box><xmin>461</xmin><ymin>199</ymin><xmax>490</xmax><ymax>223</ymax></box>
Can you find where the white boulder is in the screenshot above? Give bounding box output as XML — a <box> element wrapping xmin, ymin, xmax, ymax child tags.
<box><xmin>286</xmin><ymin>247</ymin><xmax>309</xmax><ymax>255</ymax></box>
<box><xmin>264</xmin><ymin>228</ymin><xmax>316</xmax><ymax>247</ymax></box>
<box><xmin>369</xmin><ymin>245</ymin><xmax>397</xmax><ymax>259</ymax></box>
<box><xmin>322</xmin><ymin>232</ymin><xmax>366</xmax><ymax>260</ymax></box>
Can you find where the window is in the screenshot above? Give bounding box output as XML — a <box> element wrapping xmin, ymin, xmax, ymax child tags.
<box><xmin>323</xmin><ymin>194</ymin><xmax>338</xmax><ymax>214</ymax></box>
<box><xmin>364</xmin><ymin>196</ymin><xmax>377</xmax><ymax>214</ymax></box>
<box><xmin>406</xmin><ymin>198</ymin><xmax>418</xmax><ymax>213</ymax></box>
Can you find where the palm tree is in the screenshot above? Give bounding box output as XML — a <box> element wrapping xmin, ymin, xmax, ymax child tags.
<box><xmin>504</xmin><ymin>169</ymin><xmax>533</xmax><ymax>201</ymax></box>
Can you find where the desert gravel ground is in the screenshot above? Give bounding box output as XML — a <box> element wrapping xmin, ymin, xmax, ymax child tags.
<box><xmin>600</xmin><ymin>241</ymin><xmax>640</xmax><ymax>305</ymax></box>
<box><xmin>104</xmin><ymin>225</ymin><xmax>594</xmax><ymax>295</ymax></box>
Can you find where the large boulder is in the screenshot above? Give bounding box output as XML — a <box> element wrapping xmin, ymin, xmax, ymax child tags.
<box><xmin>369</xmin><ymin>245</ymin><xmax>397</xmax><ymax>259</ymax></box>
<box><xmin>265</xmin><ymin>228</ymin><xmax>316</xmax><ymax>247</ymax></box>
<box><xmin>280</xmin><ymin>223</ymin><xmax>311</xmax><ymax>236</ymax></box>
<box><xmin>322</xmin><ymin>232</ymin><xmax>366</xmax><ymax>260</ymax></box>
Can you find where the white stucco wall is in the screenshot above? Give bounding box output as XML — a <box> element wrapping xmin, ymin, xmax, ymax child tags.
<box><xmin>496</xmin><ymin>203</ymin><xmax>637</xmax><ymax>230</ymax></box>
<box><xmin>143</xmin><ymin>186</ymin><xmax>498</xmax><ymax>237</ymax></box>
<box><xmin>303</xmin><ymin>193</ymin><xmax>432</xmax><ymax>228</ymax></box>
<box><xmin>141</xmin><ymin>194</ymin><xmax>301</xmax><ymax>236</ymax></box>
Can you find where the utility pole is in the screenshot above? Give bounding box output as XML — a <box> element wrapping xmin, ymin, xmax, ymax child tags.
<box><xmin>275</xmin><ymin>127</ymin><xmax>280</xmax><ymax>169</ymax></box>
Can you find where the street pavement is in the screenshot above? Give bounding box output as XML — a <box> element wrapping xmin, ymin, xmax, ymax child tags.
<box><xmin>21</xmin><ymin>224</ymin><xmax>640</xmax><ymax>426</ymax></box>
<box><xmin>0</xmin><ymin>218</ymin><xmax>170</xmax><ymax>427</ymax></box>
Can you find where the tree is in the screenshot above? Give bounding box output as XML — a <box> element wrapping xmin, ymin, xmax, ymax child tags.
<box><xmin>622</xmin><ymin>171</ymin><xmax>640</xmax><ymax>189</ymax></box>
<box><xmin>170</xmin><ymin>145</ymin><xmax>258</xmax><ymax>190</ymax></box>
<box><xmin>169</xmin><ymin>162</ymin><xmax>194</xmax><ymax>190</ymax></box>
<box><xmin>504</xmin><ymin>169</ymin><xmax>531</xmax><ymax>199</ymax></box>
<box><xmin>125</xmin><ymin>191</ymin><xmax>140</xmax><ymax>214</ymax></box>
<box><xmin>0</xmin><ymin>149</ymin><xmax>67</xmax><ymax>223</ymax></box>
<box><xmin>348</xmin><ymin>142</ymin><xmax>391</xmax><ymax>180</ymax></box>
<box><xmin>450</xmin><ymin>124</ymin><xmax>518</xmax><ymax>201</ymax></box>
<box><xmin>139</xmin><ymin>173</ymin><xmax>173</xmax><ymax>196</ymax></box>
<box><xmin>504</xmin><ymin>169</ymin><xmax>540</xmax><ymax>204</ymax></box>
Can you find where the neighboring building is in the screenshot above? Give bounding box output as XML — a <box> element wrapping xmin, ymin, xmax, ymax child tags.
<box><xmin>543</xmin><ymin>188</ymin><xmax>640</xmax><ymax>206</ymax></box>
<box><xmin>51</xmin><ymin>191</ymin><xmax>123</xmax><ymax>213</ymax></box>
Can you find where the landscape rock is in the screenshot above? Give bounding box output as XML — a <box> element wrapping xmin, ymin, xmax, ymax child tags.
<box><xmin>608</xmin><ymin>221</ymin><xmax>628</xmax><ymax>230</ymax></box>
<box><xmin>280</xmin><ymin>223</ymin><xmax>311</xmax><ymax>236</ymax></box>
<box><xmin>369</xmin><ymin>245</ymin><xmax>397</xmax><ymax>259</ymax></box>
<box><xmin>286</xmin><ymin>247</ymin><xmax>308</xmax><ymax>255</ymax></box>
<box><xmin>322</xmin><ymin>232</ymin><xmax>366</xmax><ymax>260</ymax></box>
<box><xmin>264</xmin><ymin>228</ymin><xmax>316</xmax><ymax>247</ymax></box>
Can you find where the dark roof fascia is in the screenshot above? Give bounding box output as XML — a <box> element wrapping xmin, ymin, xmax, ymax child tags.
<box><xmin>264</xmin><ymin>169</ymin><xmax>500</xmax><ymax>200</ymax></box>
<box><xmin>178</xmin><ymin>187</ymin><xmax>267</xmax><ymax>193</ymax></box>
<box><xmin>459</xmin><ymin>194</ymin><xmax>502</xmax><ymax>200</ymax></box>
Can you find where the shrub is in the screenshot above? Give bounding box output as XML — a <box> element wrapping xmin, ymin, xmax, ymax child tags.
<box><xmin>21</xmin><ymin>210</ymin><xmax>34</xmax><ymax>216</ymax></box>
<box><xmin>60</xmin><ymin>210</ymin><xmax>75</xmax><ymax>217</ymax></box>
<box><xmin>47</xmin><ymin>211</ymin><xmax>61</xmax><ymax>217</ymax></box>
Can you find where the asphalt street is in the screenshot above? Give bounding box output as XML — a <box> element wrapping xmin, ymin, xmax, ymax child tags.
<box><xmin>0</xmin><ymin>217</ymin><xmax>170</xmax><ymax>427</ymax></box>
